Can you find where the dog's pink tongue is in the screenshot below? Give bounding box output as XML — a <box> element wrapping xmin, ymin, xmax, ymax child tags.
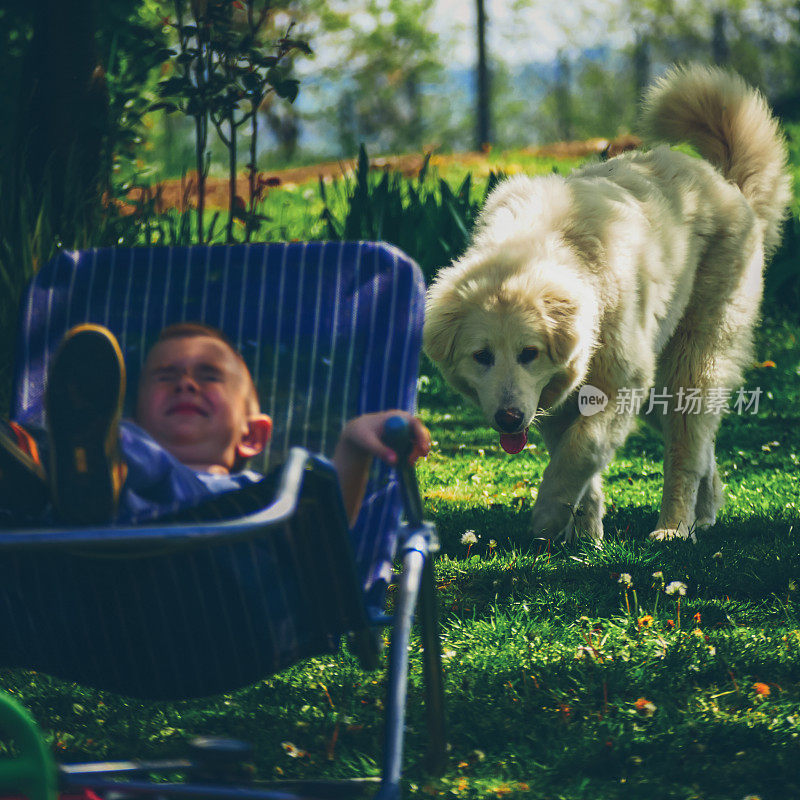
<box><xmin>500</xmin><ymin>430</ymin><xmax>527</xmax><ymax>454</ymax></box>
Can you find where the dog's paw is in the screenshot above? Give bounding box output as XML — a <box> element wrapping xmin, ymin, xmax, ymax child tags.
<box><xmin>575</xmin><ymin>516</ymin><xmax>605</xmax><ymax>545</ymax></box>
<box><xmin>648</xmin><ymin>526</ymin><xmax>697</xmax><ymax>543</ymax></box>
<box><xmin>693</xmin><ymin>514</ymin><xmax>717</xmax><ymax>530</ymax></box>
<box><xmin>530</xmin><ymin>500</ymin><xmax>575</xmax><ymax>542</ymax></box>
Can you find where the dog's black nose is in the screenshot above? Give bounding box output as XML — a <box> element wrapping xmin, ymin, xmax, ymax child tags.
<box><xmin>495</xmin><ymin>407</ymin><xmax>524</xmax><ymax>432</ymax></box>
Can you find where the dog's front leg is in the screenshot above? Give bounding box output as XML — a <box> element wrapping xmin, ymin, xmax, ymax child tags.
<box><xmin>650</xmin><ymin>411</ymin><xmax>719</xmax><ymax>541</ymax></box>
<box><xmin>530</xmin><ymin>412</ymin><xmax>632</xmax><ymax>542</ymax></box>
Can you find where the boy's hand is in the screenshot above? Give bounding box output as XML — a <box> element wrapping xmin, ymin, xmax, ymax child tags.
<box><xmin>339</xmin><ymin>410</ymin><xmax>431</xmax><ymax>467</ymax></box>
<box><xmin>334</xmin><ymin>410</ymin><xmax>430</xmax><ymax>525</ymax></box>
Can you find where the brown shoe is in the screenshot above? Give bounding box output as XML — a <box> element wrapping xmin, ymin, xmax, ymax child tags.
<box><xmin>0</xmin><ymin>421</ymin><xmax>48</xmax><ymax>521</ymax></box>
<box><xmin>46</xmin><ymin>324</ymin><xmax>127</xmax><ymax>525</ymax></box>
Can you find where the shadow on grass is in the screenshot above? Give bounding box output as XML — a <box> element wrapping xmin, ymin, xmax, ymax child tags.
<box><xmin>433</xmin><ymin>500</ymin><xmax>800</xmax><ymax>624</ymax></box>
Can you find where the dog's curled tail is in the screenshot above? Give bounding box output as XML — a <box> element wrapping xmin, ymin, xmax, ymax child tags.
<box><xmin>640</xmin><ymin>63</ymin><xmax>791</xmax><ymax>255</ymax></box>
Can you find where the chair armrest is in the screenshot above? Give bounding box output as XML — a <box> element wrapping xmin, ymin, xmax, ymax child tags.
<box><xmin>0</xmin><ymin>447</ymin><xmax>321</xmax><ymax>552</ymax></box>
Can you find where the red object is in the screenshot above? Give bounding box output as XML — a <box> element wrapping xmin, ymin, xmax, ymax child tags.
<box><xmin>500</xmin><ymin>430</ymin><xmax>527</xmax><ymax>454</ymax></box>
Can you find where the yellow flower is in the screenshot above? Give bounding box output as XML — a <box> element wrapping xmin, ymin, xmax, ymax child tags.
<box><xmin>638</xmin><ymin>615</ymin><xmax>654</xmax><ymax>629</ymax></box>
<box><xmin>753</xmin><ymin>682</ymin><xmax>771</xmax><ymax>696</ymax></box>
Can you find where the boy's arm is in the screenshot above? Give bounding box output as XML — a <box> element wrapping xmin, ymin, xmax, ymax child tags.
<box><xmin>332</xmin><ymin>410</ymin><xmax>431</xmax><ymax>526</ymax></box>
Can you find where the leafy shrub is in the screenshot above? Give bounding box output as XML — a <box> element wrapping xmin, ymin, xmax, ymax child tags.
<box><xmin>319</xmin><ymin>145</ymin><xmax>503</xmax><ymax>282</ymax></box>
<box><xmin>767</xmin><ymin>215</ymin><xmax>800</xmax><ymax>310</ymax></box>
<box><xmin>765</xmin><ymin>123</ymin><xmax>800</xmax><ymax>310</ymax></box>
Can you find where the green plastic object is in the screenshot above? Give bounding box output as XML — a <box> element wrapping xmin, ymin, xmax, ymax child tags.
<box><xmin>0</xmin><ymin>692</ymin><xmax>57</xmax><ymax>800</ymax></box>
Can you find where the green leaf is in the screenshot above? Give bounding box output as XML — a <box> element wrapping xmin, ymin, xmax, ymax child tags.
<box><xmin>275</xmin><ymin>79</ymin><xmax>299</xmax><ymax>103</ymax></box>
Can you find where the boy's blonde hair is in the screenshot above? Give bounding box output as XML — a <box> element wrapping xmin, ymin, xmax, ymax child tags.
<box><xmin>153</xmin><ymin>322</ymin><xmax>260</xmax><ymax>414</ymax></box>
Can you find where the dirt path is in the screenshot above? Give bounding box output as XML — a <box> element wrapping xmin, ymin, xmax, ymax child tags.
<box><xmin>125</xmin><ymin>136</ymin><xmax>640</xmax><ymax>212</ymax></box>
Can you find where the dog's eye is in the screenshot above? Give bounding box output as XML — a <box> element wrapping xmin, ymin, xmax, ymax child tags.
<box><xmin>518</xmin><ymin>347</ymin><xmax>539</xmax><ymax>364</ymax></box>
<box><xmin>473</xmin><ymin>349</ymin><xmax>494</xmax><ymax>366</ymax></box>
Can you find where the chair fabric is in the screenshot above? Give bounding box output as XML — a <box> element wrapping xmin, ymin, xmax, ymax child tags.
<box><xmin>0</xmin><ymin>242</ymin><xmax>426</xmax><ymax>698</ymax></box>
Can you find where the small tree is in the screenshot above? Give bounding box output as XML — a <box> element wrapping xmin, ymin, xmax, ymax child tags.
<box><xmin>155</xmin><ymin>0</ymin><xmax>310</xmax><ymax>243</ymax></box>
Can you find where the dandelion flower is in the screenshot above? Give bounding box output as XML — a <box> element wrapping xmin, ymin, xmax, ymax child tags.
<box><xmin>618</xmin><ymin>573</ymin><xmax>633</xmax><ymax>587</ymax></box>
<box><xmin>461</xmin><ymin>530</ymin><xmax>478</xmax><ymax>546</ymax></box>
<box><xmin>753</xmin><ymin>682</ymin><xmax>770</xmax><ymax>696</ymax></box>
<box><xmin>666</xmin><ymin>581</ymin><xmax>687</xmax><ymax>596</ymax></box>
<box><xmin>638</xmin><ymin>615</ymin><xmax>654</xmax><ymax>629</ymax></box>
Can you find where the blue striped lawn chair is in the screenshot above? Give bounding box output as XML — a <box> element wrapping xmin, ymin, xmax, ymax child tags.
<box><xmin>0</xmin><ymin>242</ymin><xmax>445</xmax><ymax>800</ymax></box>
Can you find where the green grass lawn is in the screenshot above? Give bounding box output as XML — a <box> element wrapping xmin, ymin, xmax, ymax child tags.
<box><xmin>2</xmin><ymin>315</ymin><xmax>797</xmax><ymax>800</ymax></box>
<box><xmin>1</xmin><ymin>145</ymin><xmax>799</xmax><ymax>798</ymax></box>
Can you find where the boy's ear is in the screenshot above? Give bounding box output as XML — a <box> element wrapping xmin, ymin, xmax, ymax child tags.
<box><xmin>236</xmin><ymin>414</ymin><xmax>272</xmax><ymax>460</ymax></box>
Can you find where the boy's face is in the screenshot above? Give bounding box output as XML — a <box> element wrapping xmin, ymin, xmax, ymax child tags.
<box><xmin>136</xmin><ymin>335</ymin><xmax>270</xmax><ymax>473</ymax></box>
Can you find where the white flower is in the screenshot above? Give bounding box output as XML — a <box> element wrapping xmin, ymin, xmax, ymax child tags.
<box><xmin>488</xmin><ymin>539</ymin><xmax>497</xmax><ymax>548</ymax></box>
<box><xmin>461</xmin><ymin>530</ymin><xmax>478</xmax><ymax>545</ymax></box>
<box><xmin>618</xmin><ymin>573</ymin><xmax>633</xmax><ymax>587</ymax></box>
<box><xmin>666</xmin><ymin>581</ymin><xmax>688</xmax><ymax>596</ymax></box>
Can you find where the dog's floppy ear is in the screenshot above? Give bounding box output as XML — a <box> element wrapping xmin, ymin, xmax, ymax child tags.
<box><xmin>422</xmin><ymin>310</ymin><xmax>460</xmax><ymax>364</ymax></box>
<box><xmin>423</xmin><ymin>280</ymin><xmax>481</xmax><ymax>405</ymax></box>
<box><xmin>423</xmin><ymin>280</ymin><xmax>463</xmax><ymax>365</ymax></box>
<box><xmin>536</xmin><ymin>288</ymin><xmax>584</xmax><ymax>366</ymax></box>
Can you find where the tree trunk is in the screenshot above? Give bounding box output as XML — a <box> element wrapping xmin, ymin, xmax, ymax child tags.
<box><xmin>16</xmin><ymin>0</ymin><xmax>108</xmax><ymax>218</ymax></box>
<box><xmin>633</xmin><ymin>34</ymin><xmax>650</xmax><ymax>99</ymax></box>
<box><xmin>712</xmin><ymin>10</ymin><xmax>730</xmax><ymax>66</ymax></box>
<box><xmin>227</xmin><ymin>118</ymin><xmax>237</xmax><ymax>243</ymax></box>
<box><xmin>475</xmin><ymin>0</ymin><xmax>491</xmax><ymax>151</ymax></box>
<box><xmin>554</xmin><ymin>52</ymin><xmax>573</xmax><ymax>142</ymax></box>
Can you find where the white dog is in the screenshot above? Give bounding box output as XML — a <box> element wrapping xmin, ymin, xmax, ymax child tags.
<box><xmin>423</xmin><ymin>65</ymin><xmax>790</xmax><ymax>543</ymax></box>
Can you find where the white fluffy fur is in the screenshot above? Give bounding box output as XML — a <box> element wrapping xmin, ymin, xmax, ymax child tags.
<box><xmin>423</xmin><ymin>64</ymin><xmax>791</xmax><ymax>543</ymax></box>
